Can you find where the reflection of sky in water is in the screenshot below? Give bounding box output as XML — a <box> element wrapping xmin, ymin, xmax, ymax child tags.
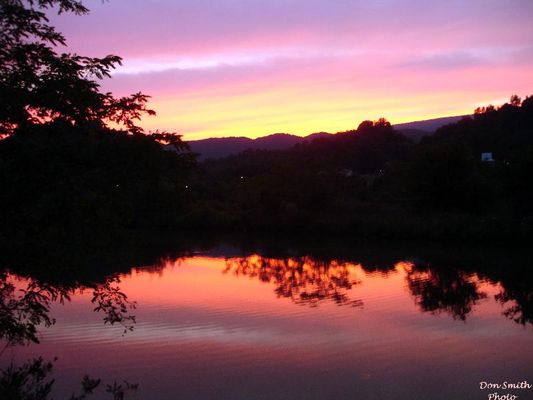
<box><xmin>2</xmin><ymin>254</ymin><xmax>533</xmax><ymax>400</ymax></box>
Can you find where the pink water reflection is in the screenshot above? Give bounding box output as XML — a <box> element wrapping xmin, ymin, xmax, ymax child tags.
<box><xmin>3</xmin><ymin>254</ymin><xmax>533</xmax><ymax>400</ymax></box>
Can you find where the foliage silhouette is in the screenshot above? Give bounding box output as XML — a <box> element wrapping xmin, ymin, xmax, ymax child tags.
<box><xmin>221</xmin><ymin>245</ymin><xmax>533</xmax><ymax>326</ymax></box>
<box><xmin>404</xmin><ymin>263</ymin><xmax>487</xmax><ymax>321</ymax></box>
<box><xmin>496</xmin><ymin>288</ymin><xmax>533</xmax><ymax>326</ymax></box>
<box><xmin>0</xmin><ymin>271</ymin><xmax>136</xmax><ymax>347</ymax></box>
<box><xmin>0</xmin><ymin>0</ymin><xmax>197</xmax><ymax>239</ymax></box>
<box><xmin>0</xmin><ymin>264</ymin><xmax>138</xmax><ymax>398</ymax></box>
<box><xmin>0</xmin><ymin>121</ymin><xmax>197</xmax><ymax>238</ymax></box>
<box><xmin>0</xmin><ymin>0</ymin><xmax>153</xmax><ymax>136</ymax></box>
<box><xmin>0</xmin><ymin>357</ymin><xmax>56</xmax><ymax>400</ymax></box>
<box><xmin>0</xmin><ymin>357</ymin><xmax>138</xmax><ymax>400</ymax></box>
<box><xmin>0</xmin><ymin>271</ymin><xmax>64</xmax><ymax>346</ymax></box>
<box><xmin>491</xmin><ymin>266</ymin><xmax>533</xmax><ymax>326</ymax></box>
<box><xmin>224</xmin><ymin>255</ymin><xmax>363</xmax><ymax>308</ymax></box>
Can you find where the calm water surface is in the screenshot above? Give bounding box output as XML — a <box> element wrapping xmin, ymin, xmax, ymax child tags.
<box><xmin>1</xmin><ymin>242</ymin><xmax>532</xmax><ymax>399</ymax></box>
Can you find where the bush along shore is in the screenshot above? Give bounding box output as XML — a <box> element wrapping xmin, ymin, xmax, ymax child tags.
<box><xmin>2</xmin><ymin>96</ymin><xmax>533</xmax><ymax>243</ymax></box>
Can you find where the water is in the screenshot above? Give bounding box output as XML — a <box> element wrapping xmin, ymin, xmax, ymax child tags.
<box><xmin>1</xmin><ymin>240</ymin><xmax>532</xmax><ymax>399</ymax></box>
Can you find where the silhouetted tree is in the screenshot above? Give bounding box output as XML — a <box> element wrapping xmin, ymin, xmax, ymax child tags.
<box><xmin>0</xmin><ymin>357</ymin><xmax>137</xmax><ymax>400</ymax></box>
<box><xmin>0</xmin><ymin>1</ymin><xmax>198</xmax><ymax>237</ymax></box>
<box><xmin>0</xmin><ymin>0</ymin><xmax>154</xmax><ymax>136</ymax></box>
<box><xmin>0</xmin><ymin>271</ymin><xmax>136</xmax><ymax>346</ymax></box>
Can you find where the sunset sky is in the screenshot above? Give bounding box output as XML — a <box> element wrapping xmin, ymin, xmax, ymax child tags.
<box><xmin>52</xmin><ymin>0</ymin><xmax>533</xmax><ymax>140</ymax></box>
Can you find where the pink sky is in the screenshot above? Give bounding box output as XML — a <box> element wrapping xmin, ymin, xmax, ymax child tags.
<box><xmin>52</xmin><ymin>0</ymin><xmax>533</xmax><ymax>139</ymax></box>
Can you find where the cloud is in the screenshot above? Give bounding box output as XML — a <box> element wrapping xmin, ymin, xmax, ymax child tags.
<box><xmin>114</xmin><ymin>47</ymin><xmax>359</xmax><ymax>75</ymax></box>
<box><xmin>397</xmin><ymin>46</ymin><xmax>533</xmax><ymax>70</ymax></box>
<box><xmin>54</xmin><ymin>0</ymin><xmax>533</xmax><ymax>59</ymax></box>
<box><xmin>46</xmin><ymin>0</ymin><xmax>533</xmax><ymax>139</ymax></box>
<box><xmin>398</xmin><ymin>51</ymin><xmax>487</xmax><ymax>70</ymax></box>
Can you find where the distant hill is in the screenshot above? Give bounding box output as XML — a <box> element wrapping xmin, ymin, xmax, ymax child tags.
<box><xmin>188</xmin><ymin>132</ymin><xmax>331</xmax><ymax>160</ymax></box>
<box><xmin>187</xmin><ymin>116</ymin><xmax>467</xmax><ymax>159</ymax></box>
<box><xmin>395</xmin><ymin>115</ymin><xmax>468</xmax><ymax>133</ymax></box>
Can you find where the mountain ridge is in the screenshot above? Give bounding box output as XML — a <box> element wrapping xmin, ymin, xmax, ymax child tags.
<box><xmin>187</xmin><ymin>115</ymin><xmax>468</xmax><ymax>160</ymax></box>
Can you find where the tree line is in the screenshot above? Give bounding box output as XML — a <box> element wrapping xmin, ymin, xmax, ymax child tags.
<box><xmin>1</xmin><ymin>1</ymin><xmax>532</xmax><ymax>242</ymax></box>
<box><xmin>191</xmin><ymin>98</ymin><xmax>533</xmax><ymax>239</ymax></box>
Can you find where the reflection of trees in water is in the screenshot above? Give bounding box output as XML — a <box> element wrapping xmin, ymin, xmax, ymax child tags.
<box><xmin>0</xmin><ymin>272</ymin><xmax>136</xmax><ymax>347</ymax></box>
<box><xmin>399</xmin><ymin>252</ymin><xmax>533</xmax><ymax>327</ymax></box>
<box><xmin>0</xmin><ymin>272</ymin><xmax>65</xmax><ymax>346</ymax></box>
<box><xmin>1</xmin><ymin>243</ymin><xmax>531</xmax><ymax>398</ymax></box>
<box><xmin>224</xmin><ymin>255</ymin><xmax>363</xmax><ymax>308</ymax></box>
<box><xmin>0</xmin><ymin>357</ymin><xmax>138</xmax><ymax>400</ymax></box>
<box><xmin>404</xmin><ymin>263</ymin><xmax>487</xmax><ymax>321</ymax></box>
<box><xmin>223</xmin><ymin>253</ymin><xmax>533</xmax><ymax>327</ymax></box>
<box><xmin>91</xmin><ymin>278</ymin><xmax>137</xmax><ymax>333</ymax></box>
<box><xmin>495</xmin><ymin>282</ymin><xmax>533</xmax><ymax>326</ymax></box>
<box><xmin>0</xmin><ymin>271</ymin><xmax>138</xmax><ymax>399</ymax></box>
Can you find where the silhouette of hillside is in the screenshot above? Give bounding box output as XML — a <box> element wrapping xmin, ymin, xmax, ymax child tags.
<box><xmin>394</xmin><ymin>115</ymin><xmax>467</xmax><ymax>132</ymax></box>
<box><xmin>188</xmin><ymin>132</ymin><xmax>331</xmax><ymax>160</ymax></box>
<box><xmin>184</xmin><ymin>98</ymin><xmax>533</xmax><ymax>240</ymax></box>
<box><xmin>188</xmin><ymin>116</ymin><xmax>465</xmax><ymax>159</ymax></box>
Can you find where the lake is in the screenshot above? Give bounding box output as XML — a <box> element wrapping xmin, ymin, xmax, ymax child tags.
<box><xmin>1</xmin><ymin>239</ymin><xmax>532</xmax><ymax>399</ymax></box>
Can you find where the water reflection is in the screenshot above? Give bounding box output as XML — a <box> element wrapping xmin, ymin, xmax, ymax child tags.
<box><xmin>0</xmin><ymin>273</ymin><xmax>136</xmax><ymax>347</ymax></box>
<box><xmin>223</xmin><ymin>256</ymin><xmax>363</xmax><ymax>308</ymax></box>
<box><xmin>222</xmin><ymin>252</ymin><xmax>533</xmax><ymax>326</ymax></box>
<box><xmin>494</xmin><ymin>276</ymin><xmax>533</xmax><ymax>326</ymax></box>
<box><xmin>0</xmin><ymin>357</ymin><xmax>138</xmax><ymax>400</ymax></box>
<box><xmin>404</xmin><ymin>263</ymin><xmax>487</xmax><ymax>321</ymax></box>
<box><xmin>0</xmin><ymin>270</ymin><xmax>137</xmax><ymax>399</ymax></box>
<box><xmin>0</xmin><ymin>271</ymin><xmax>64</xmax><ymax>346</ymax></box>
<box><xmin>0</xmin><ymin>240</ymin><xmax>532</xmax><ymax>400</ymax></box>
